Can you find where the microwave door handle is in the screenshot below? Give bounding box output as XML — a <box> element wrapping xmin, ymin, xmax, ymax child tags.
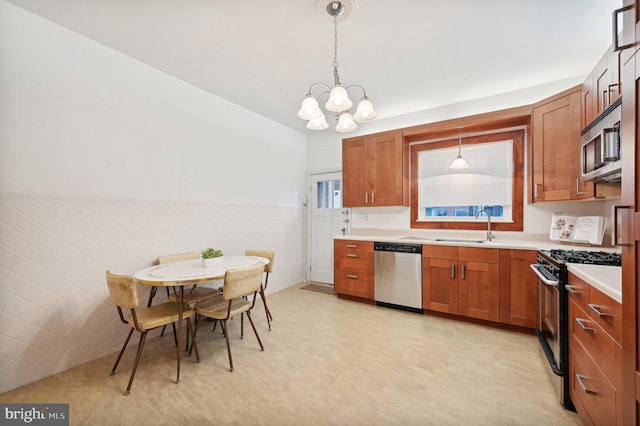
<box><xmin>529</xmin><ymin>264</ymin><xmax>559</xmax><ymax>286</ymax></box>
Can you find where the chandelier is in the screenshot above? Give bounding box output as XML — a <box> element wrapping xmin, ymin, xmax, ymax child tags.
<box><xmin>297</xmin><ymin>1</ymin><xmax>376</xmax><ymax>132</ymax></box>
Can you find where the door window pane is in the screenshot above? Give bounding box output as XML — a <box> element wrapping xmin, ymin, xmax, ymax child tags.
<box><xmin>316</xmin><ymin>179</ymin><xmax>342</xmax><ymax>209</ymax></box>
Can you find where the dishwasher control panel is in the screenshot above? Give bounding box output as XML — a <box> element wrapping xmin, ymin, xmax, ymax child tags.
<box><xmin>373</xmin><ymin>242</ymin><xmax>422</xmax><ymax>254</ymax></box>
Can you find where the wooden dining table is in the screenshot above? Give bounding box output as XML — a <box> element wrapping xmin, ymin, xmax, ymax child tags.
<box><xmin>133</xmin><ymin>255</ymin><xmax>270</xmax><ymax>384</ymax></box>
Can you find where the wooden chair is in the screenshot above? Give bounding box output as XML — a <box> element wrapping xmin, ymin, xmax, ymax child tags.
<box><xmin>245</xmin><ymin>249</ymin><xmax>275</xmax><ymax>330</ymax></box>
<box><xmin>106</xmin><ymin>270</ymin><xmax>200</xmax><ymax>395</ymax></box>
<box><xmin>193</xmin><ymin>263</ymin><xmax>265</xmax><ymax>371</ymax></box>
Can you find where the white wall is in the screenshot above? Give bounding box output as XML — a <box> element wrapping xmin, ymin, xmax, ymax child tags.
<box><xmin>307</xmin><ymin>79</ymin><xmax>613</xmax><ymax>236</ymax></box>
<box><xmin>0</xmin><ymin>2</ymin><xmax>306</xmax><ymax>392</ymax></box>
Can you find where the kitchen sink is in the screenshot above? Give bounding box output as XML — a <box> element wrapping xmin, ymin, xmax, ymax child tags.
<box><xmin>434</xmin><ymin>238</ymin><xmax>486</xmax><ymax>244</ymax></box>
<box><xmin>398</xmin><ymin>236</ymin><xmax>434</xmax><ymax>242</ymax></box>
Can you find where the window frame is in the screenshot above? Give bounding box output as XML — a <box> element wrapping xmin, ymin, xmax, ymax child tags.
<box><xmin>409</xmin><ymin>129</ymin><xmax>525</xmax><ymax>231</ymax></box>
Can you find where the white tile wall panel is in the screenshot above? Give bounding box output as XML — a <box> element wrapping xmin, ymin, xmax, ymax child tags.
<box><xmin>0</xmin><ymin>194</ymin><xmax>303</xmax><ymax>393</ymax></box>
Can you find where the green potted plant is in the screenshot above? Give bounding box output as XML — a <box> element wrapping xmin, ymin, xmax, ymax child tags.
<box><xmin>201</xmin><ymin>247</ymin><xmax>224</xmax><ymax>267</ymax></box>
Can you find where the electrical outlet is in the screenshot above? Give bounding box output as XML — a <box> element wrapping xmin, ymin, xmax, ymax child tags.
<box><xmin>360</xmin><ymin>215</ymin><xmax>368</xmax><ymax>221</ymax></box>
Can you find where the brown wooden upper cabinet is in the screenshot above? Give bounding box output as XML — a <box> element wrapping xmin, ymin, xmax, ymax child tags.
<box><xmin>582</xmin><ymin>45</ymin><xmax>622</xmax><ymax>129</ymax></box>
<box><xmin>342</xmin><ymin>130</ymin><xmax>407</xmax><ymax>207</ymax></box>
<box><xmin>531</xmin><ymin>86</ymin><xmax>595</xmax><ymax>202</ymax></box>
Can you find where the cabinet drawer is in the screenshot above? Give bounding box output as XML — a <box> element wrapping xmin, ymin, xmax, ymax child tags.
<box><xmin>569</xmin><ymin>299</ymin><xmax>621</xmax><ymax>387</ymax></box>
<box><xmin>423</xmin><ymin>245</ymin><xmax>457</xmax><ymax>259</ymax></box>
<box><xmin>458</xmin><ymin>247</ymin><xmax>499</xmax><ymax>263</ymax></box>
<box><xmin>567</xmin><ymin>272</ymin><xmax>591</xmax><ymax>313</ymax></box>
<box><xmin>588</xmin><ymin>286</ymin><xmax>622</xmax><ymax>344</ymax></box>
<box><xmin>334</xmin><ymin>239</ymin><xmax>373</xmax><ymax>253</ymax></box>
<box><xmin>335</xmin><ymin>251</ymin><xmax>373</xmax><ymax>274</ymax></box>
<box><xmin>334</xmin><ymin>271</ymin><xmax>373</xmax><ymax>299</ymax></box>
<box><xmin>569</xmin><ymin>340</ymin><xmax>617</xmax><ymax>426</ymax></box>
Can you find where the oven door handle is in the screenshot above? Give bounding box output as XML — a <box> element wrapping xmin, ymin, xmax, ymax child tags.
<box><xmin>529</xmin><ymin>264</ymin><xmax>559</xmax><ymax>286</ymax></box>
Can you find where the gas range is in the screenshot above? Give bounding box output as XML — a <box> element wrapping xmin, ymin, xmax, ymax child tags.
<box><xmin>541</xmin><ymin>249</ymin><xmax>621</xmax><ymax>267</ymax></box>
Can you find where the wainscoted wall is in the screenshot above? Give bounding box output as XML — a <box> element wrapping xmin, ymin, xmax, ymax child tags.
<box><xmin>0</xmin><ymin>194</ymin><xmax>302</xmax><ymax>393</ymax></box>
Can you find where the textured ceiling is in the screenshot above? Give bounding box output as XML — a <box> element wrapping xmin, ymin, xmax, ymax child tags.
<box><xmin>6</xmin><ymin>0</ymin><xmax>622</xmax><ymax>134</ymax></box>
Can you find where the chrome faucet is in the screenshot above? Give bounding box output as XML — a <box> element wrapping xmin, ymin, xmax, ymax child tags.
<box><xmin>475</xmin><ymin>209</ymin><xmax>495</xmax><ymax>242</ymax></box>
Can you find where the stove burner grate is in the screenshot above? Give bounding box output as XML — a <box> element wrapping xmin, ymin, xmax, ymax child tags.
<box><xmin>547</xmin><ymin>249</ymin><xmax>621</xmax><ymax>266</ymax></box>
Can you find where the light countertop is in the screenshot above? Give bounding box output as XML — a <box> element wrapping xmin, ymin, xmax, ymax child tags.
<box><xmin>568</xmin><ymin>264</ymin><xmax>622</xmax><ymax>304</ymax></box>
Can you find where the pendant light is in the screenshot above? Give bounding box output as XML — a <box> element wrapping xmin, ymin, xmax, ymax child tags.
<box><xmin>297</xmin><ymin>1</ymin><xmax>376</xmax><ymax>132</ymax></box>
<box><xmin>449</xmin><ymin>127</ymin><xmax>470</xmax><ymax>169</ymax></box>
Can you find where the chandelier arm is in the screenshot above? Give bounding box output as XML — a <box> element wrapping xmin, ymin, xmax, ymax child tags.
<box><xmin>306</xmin><ymin>83</ymin><xmax>332</xmax><ymax>96</ymax></box>
<box><xmin>344</xmin><ymin>84</ymin><xmax>368</xmax><ymax>98</ymax></box>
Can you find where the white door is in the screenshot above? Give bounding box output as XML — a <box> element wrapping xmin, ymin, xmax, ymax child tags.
<box><xmin>310</xmin><ymin>172</ymin><xmax>348</xmax><ymax>284</ymax></box>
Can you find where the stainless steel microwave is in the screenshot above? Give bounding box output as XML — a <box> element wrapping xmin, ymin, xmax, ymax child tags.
<box><xmin>580</xmin><ymin>99</ymin><xmax>621</xmax><ymax>183</ymax></box>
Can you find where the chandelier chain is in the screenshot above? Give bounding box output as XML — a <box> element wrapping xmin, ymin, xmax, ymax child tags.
<box><xmin>333</xmin><ymin>14</ymin><xmax>339</xmax><ymax>71</ymax></box>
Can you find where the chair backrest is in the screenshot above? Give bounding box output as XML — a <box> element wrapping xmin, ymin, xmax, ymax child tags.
<box><xmin>223</xmin><ymin>264</ymin><xmax>265</xmax><ymax>300</ymax></box>
<box><xmin>156</xmin><ymin>252</ymin><xmax>200</xmax><ymax>265</ymax></box>
<box><xmin>106</xmin><ymin>270</ymin><xmax>140</xmax><ymax>309</ymax></box>
<box><xmin>245</xmin><ymin>249</ymin><xmax>275</xmax><ymax>274</ymax></box>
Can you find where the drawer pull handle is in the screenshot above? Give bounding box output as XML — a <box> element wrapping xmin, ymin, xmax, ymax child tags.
<box><xmin>347</xmin><ymin>274</ymin><xmax>358</xmax><ymax>279</ymax></box>
<box><xmin>565</xmin><ymin>285</ymin><xmax>582</xmax><ymax>296</ymax></box>
<box><xmin>575</xmin><ymin>318</ymin><xmax>596</xmax><ymax>334</ymax></box>
<box><xmin>588</xmin><ymin>304</ymin><xmax>612</xmax><ymax>318</ymax></box>
<box><xmin>576</xmin><ymin>374</ymin><xmax>597</xmax><ymax>395</ymax></box>
<box><xmin>451</xmin><ymin>264</ymin><xmax>455</xmax><ymax>279</ymax></box>
<box><xmin>346</xmin><ymin>254</ymin><xmax>358</xmax><ymax>258</ymax></box>
<box><xmin>346</xmin><ymin>244</ymin><xmax>358</xmax><ymax>249</ymax></box>
<box><xmin>461</xmin><ymin>264</ymin><xmax>465</xmax><ymax>280</ymax></box>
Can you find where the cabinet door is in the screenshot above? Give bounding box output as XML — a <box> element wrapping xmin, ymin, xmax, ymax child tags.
<box><xmin>342</xmin><ymin>137</ymin><xmax>370</xmax><ymax>207</ymax></box>
<box><xmin>458</xmin><ymin>247</ymin><xmax>500</xmax><ymax>322</ymax></box>
<box><xmin>422</xmin><ymin>245</ymin><xmax>458</xmax><ymax>313</ymax></box>
<box><xmin>369</xmin><ymin>132</ymin><xmax>404</xmax><ymax>206</ymax></box>
<box><xmin>499</xmin><ymin>250</ymin><xmax>538</xmax><ymax>328</ymax></box>
<box><xmin>532</xmin><ymin>88</ymin><xmax>594</xmax><ymax>201</ymax></box>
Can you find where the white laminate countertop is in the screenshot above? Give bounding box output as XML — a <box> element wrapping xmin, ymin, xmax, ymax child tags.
<box><xmin>567</xmin><ymin>264</ymin><xmax>622</xmax><ymax>304</ymax></box>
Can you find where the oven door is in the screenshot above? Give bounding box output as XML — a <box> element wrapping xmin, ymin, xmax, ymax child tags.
<box><xmin>530</xmin><ymin>264</ymin><xmax>563</xmax><ymax>396</ymax></box>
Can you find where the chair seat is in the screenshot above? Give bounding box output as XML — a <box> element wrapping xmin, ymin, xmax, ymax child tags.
<box><xmin>196</xmin><ymin>297</ymin><xmax>251</xmax><ymax>320</ymax></box>
<box><xmin>169</xmin><ymin>287</ymin><xmax>221</xmax><ymax>305</ymax></box>
<box><xmin>128</xmin><ymin>302</ymin><xmax>195</xmax><ymax>330</ymax></box>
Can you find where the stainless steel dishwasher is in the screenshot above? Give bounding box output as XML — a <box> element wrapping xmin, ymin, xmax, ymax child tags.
<box><xmin>373</xmin><ymin>242</ymin><xmax>423</xmax><ymax>313</ymax></box>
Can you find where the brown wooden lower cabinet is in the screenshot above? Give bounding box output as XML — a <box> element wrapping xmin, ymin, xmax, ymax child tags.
<box><xmin>422</xmin><ymin>245</ymin><xmax>500</xmax><ymax>322</ymax></box>
<box><xmin>499</xmin><ymin>249</ymin><xmax>538</xmax><ymax>328</ymax></box>
<box><xmin>334</xmin><ymin>239</ymin><xmax>374</xmax><ymax>300</ymax></box>
<box><xmin>568</xmin><ymin>271</ymin><xmax>623</xmax><ymax>425</ymax></box>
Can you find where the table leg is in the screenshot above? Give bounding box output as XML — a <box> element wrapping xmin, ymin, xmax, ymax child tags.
<box><xmin>176</xmin><ymin>285</ymin><xmax>184</xmax><ymax>384</ymax></box>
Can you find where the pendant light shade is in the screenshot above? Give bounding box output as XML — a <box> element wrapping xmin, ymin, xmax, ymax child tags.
<box><xmin>354</xmin><ymin>97</ymin><xmax>377</xmax><ymax>122</ymax></box>
<box><xmin>307</xmin><ymin>113</ymin><xmax>330</xmax><ymax>130</ymax></box>
<box><xmin>298</xmin><ymin>1</ymin><xmax>375</xmax><ymax>132</ymax></box>
<box><xmin>297</xmin><ymin>95</ymin><xmax>322</xmax><ymax>120</ymax></box>
<box><xmin>335</xmin><ymin>112</ymin><xmax>358</xmax><ymax>133</ymax></box>
<box><xmin>325</xmin><ymin>85</ymin><xmax>353</xmax><ymax>112</ymax></box>
<box><xmin>449</xmin><ymin>127</ymin><xmax>469</xmax><ymax>169</ymax></box>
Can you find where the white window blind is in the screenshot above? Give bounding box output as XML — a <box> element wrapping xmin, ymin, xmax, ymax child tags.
<box><xmin>418</xmin><ymin>140</ymin><xmax>513</xmax><ymax>208</ymax></box>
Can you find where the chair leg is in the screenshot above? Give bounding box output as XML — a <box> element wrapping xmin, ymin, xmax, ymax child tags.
<box><xmin>240</xmin><ymin>313</ymin><xmax>244</xmax><ymax>339</ymax></box>
<box><xmin>259</xmin><ymin>286</ymin><xmax>272</xmax><ymax>330</ymax></box>
<box><xmin>111</xmin><ymin>328</ymin><xmax>135</xmax><ymax>375</ymax></box>
<box><xmin>160</xmin><ymin>287</ymin><xmax>171</xmax><ymax>336</ymax></box>
<box><xmin>187</xmin><ymin>318</ymin><xmax>200</xmax><ymax>362</ymax></box>
<box><xmin>246</xmin><ymin>310</ymin><xmax>264</xmax><ymax>352</ymax></box>
<box><xmin>222</xmin><ymin>319</ymin><xmax>233</xmax><ymax>372</ymax></box>
<box><xmin>124</xmin><ymin>330</ymin><xmax>148</xmax><ymax>395</ymax></box>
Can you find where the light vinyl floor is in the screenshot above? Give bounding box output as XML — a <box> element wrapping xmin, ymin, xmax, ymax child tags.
<box><xmin>1</xmin><ymin>283</ymin><xmax>581</xmax><ymax>425</ymax></box>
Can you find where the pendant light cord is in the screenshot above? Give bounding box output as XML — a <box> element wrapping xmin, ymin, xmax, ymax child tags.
<box><xmin>332</xmin><ymin>13</ymin><xmax>340</xmax><ymax>85</ymax></box>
